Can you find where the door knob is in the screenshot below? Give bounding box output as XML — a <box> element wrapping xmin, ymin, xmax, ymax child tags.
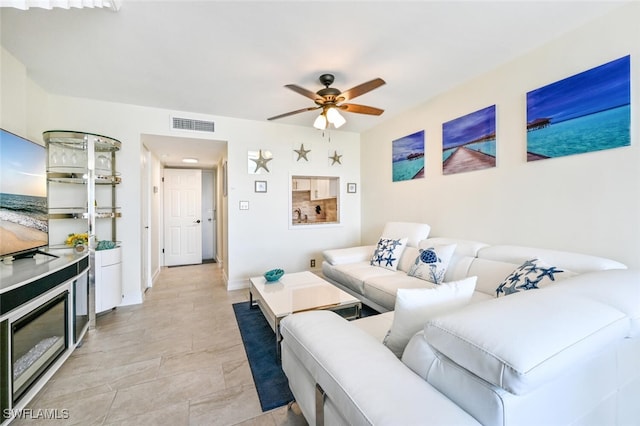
<box><xmin>195</xmin><ymin>219</ymin><xmax>201</xmax><ymax>224</ymax></box>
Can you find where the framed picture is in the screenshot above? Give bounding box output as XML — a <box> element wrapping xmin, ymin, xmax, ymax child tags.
<box><xmin>442</xmin><ymin>105</ymin><xmax>496</xmax><ymax>175</ymax></box>
<box><xmin>347</xmin><ymin>183</ymin><xmax>357</xmax><ymax>193</ymax></box>
<box><xmin>392</xmin><ymin>130</ymin><xmax>425</xmax><ymax>182</ymax></box>
<box><xmin>526</xmin><ymin>55</ymin><xmax>630</xmax><ymax>161</ymax></box>
<box><xmin>255</xmin><ymin>180</ymin><xmax>267</xmax><ymax>193</ymax></box>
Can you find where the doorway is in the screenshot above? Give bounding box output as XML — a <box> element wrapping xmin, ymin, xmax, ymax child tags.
<box><xmin>202</xmin><ymin>170</ymin><xmax>217</xmax><ymax>262</ymax></box>
<box><xmin>163</xmin><ymin>168</ymin><xmax>203</xmax><ymax>266</ymax></box>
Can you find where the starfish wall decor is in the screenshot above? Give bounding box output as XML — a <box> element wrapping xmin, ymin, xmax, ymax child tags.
<box><xmin>329</xmin><ymin>150</ymin><xmax>342</xmax><ymax>165</ymax></box>
<box><xmin>249</xmin><ymin>149</ymin><xmax>273</xmax><ymax>173</ymax></box>
<box><xmin>294</xmin><ymin>143</ymin><xmax>311</xmax><ymax>162</ymax></box>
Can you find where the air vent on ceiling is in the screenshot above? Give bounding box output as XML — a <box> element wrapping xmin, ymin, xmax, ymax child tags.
<box><xmin>171</xmin><ymin>117</ymin><xmax>215</xmax><ymax>133</ymax></box>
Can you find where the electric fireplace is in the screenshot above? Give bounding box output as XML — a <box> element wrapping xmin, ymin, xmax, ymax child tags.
<box><xmin>10</xmin><ymin>291</ymin><xmax>68</xmax><ymax>403</ymax></box>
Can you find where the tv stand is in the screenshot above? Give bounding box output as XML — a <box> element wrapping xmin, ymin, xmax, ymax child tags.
<box><xmin>13</xmin><ymin>249</ymin><xmax>59</xmax><ymax>260</ymax></box>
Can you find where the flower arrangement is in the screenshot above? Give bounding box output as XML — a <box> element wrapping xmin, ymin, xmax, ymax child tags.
<box><xmin>65</xmin><ymin>233</ymin><xmax>89</xmax><ymax>247</ymax></box>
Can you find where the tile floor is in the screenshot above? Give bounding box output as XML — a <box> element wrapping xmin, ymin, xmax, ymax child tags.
<box><xmin>13</xmin><ymin>263</ymin><xmax>308</xmax><ymax>426</ymax></box>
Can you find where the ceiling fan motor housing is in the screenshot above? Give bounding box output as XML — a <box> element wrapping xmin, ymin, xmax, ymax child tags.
<box><xmin>316</xmin><ymin>74</ymin><xmax>341</xmax><ymax>104</ymax></box>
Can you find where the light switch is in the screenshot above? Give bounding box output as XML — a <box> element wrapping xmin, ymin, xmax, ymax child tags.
<box><xmin>239</xmin><ymin>201</ymin><xmax>249</xmax><ymax>210</ymax></box>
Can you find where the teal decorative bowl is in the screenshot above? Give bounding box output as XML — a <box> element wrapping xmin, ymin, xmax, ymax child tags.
<box><xmin>264</xmin><ymin>268</ymin><xmax>284</xmax><ymax>282</ymax></box>
<box><xmin>96</xmin><ymin>240</ymin><xmax>117</xmax><ymax>250</ymax></box>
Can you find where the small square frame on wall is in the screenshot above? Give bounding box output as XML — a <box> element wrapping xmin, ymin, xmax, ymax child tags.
<box><xmin>347</xmin><ymin>183</ymin><xmax>357</xmax><ymax>193</ymax></box>
<box><xmin>255</xmin><ymin>180</ymin><xmax>267</xmax><ymax>193</ymax></box>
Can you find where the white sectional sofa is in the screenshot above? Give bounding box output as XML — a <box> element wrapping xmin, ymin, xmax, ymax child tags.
<box><xmin>280</xmin><ymin>222</ymin><xmax>640</xmax><ymax>425</ymax></box>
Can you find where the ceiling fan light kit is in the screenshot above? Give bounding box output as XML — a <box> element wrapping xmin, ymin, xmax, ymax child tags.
<box><xmin>313</xmin><ymin>113</ymin><xmax>327</xmax><ymax>130</ymax></box>
<box><xmin>326</xmin><ymin>107</ymin><xmax>346</xmax><ymax>128</ymax></box>
<box><xmin>312</xmin><ymin>106</ymin><xmax>346</xmax><ymax>130</ymax></box>
<box><xmin>269</xmin><ymin>74</ymin><xmax>386</xmax><ymax>129</ymax></box>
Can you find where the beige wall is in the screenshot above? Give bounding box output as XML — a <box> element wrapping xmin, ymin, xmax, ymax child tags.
<box><xmin>360</xmin><ymin>3</ymin><xmax>640</xmax><ymax>268</ymax></box>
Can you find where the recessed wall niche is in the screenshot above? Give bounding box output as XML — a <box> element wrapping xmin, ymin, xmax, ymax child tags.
<box><xmin>290</xmin><ymin>175</ymin><xmax>340</xmax><ymax>227</ymax></box>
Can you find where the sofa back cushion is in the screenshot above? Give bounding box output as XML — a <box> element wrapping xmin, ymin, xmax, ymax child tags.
<box><xmin>543</xmin><ymin>269</ymin><xmax>640</xmax><ymax>337</ymax></box>
<box><xmin>477</xmin><ymin>245</ymin><xmax>626</xmax><ymax>273</ymax></box>
<box><xmin>398</xmin><ymin>246</ymin><xmax>419</xmax><ymax>273</ymax></box>
<box><xmin>424</xmin><ymin>290</ymin><xmax>629</xmax><ymax>395</ymax></box>
<box><xmin>467</xmin><ymin>258</ymin><xmax>521</xmax><ymax>296</ymax></box>
<box><xmin>381</xmin><ymin>222</ymin><xmax>431</xmax><ymax>248</ymax></box>
<box><xmin>421</xmin><ymin>237</ymin><xmax>489</xmax><ymax>284</ymax></box>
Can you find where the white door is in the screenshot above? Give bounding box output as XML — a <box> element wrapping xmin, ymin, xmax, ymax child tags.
<box><xmin>164</xmin><ymin>168</ymin><xmax>202</xmax><ymax>266</ymax></box>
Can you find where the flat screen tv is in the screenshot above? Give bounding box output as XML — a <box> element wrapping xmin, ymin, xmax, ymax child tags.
<box><xmin>0</xmin><ymin>128</ymin><xmax>51</xmax><ymax>260</ymax></box>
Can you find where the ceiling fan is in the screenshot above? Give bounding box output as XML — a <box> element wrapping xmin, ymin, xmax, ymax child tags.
<box><xmin>268</xmin><ymin>74</ymin><xmax>386</xmax><ymax>129</ymax></box>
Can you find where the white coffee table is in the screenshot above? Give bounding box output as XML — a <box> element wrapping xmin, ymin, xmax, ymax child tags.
<box><xmin>249</xmin><ymin>271</ymin><xmax>361</xmax><ymax>356</ymax></box>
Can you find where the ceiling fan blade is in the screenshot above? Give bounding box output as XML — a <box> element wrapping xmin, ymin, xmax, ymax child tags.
<box><xmin>339</xmin><ymin>103</ymin><xmax>384</xmax><ymax>116</ymax></box>
<box><xmin>338</xmin><ymin>78</ymin><xmax>386</xmax><ymax>102</ymax></box>
<box><xmin>267</xmin><ymin>106</ymin><xmax>321</xmax><ymax>121</ymax></box>
<box><xmin>285</xmin><ymin>84</ymin><xmax>324</xmax><ymax>102</ymax></box>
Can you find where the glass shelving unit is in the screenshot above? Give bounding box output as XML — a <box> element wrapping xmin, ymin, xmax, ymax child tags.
<box><xmin>43</xmin><ymin>130</ymin><xmax>123</xmax><ymax>325</ymax></box>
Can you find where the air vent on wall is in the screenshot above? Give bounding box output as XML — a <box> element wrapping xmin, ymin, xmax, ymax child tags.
<box><xmin>171</xmin><ymin>117</ymin><xmax>215</xmax><ymax>133</ymax></box>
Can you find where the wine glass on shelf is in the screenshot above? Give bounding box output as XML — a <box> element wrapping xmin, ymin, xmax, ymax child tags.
<box><xmin>50</xmin><ymin>148</ymin><xmax>59</xmax><ymax>166</ymax></box>
<box><xmin>60</xmin><ymin>148</ymin><xmax>68</xmax><ymax>165</ymax></box>
<box><xmin>97</xmin><ymin>154</ymin><xmax>108</xmax><ymax>171</ymax></box>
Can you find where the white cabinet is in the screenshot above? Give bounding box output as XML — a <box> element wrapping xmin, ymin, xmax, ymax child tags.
<box><xmin>311</xmin><ymin>178</ymin><xmax>337</xmax><ymax>200</ymax></box>
<box><xmin>94</xmin><ymin>246</ymin><xmax>123</xmax><ymax>313</ymax></box>
<box><xmin>293</xmin><ymin>178</ymin><xmax>311</xmax><ymax>191</ymax></box>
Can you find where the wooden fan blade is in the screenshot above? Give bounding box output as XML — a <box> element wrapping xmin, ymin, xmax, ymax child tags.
<box><xmin>285</xmin><ymin>84</ymin><xmax>324</xmax><ymax>103</ymax></box>
<box><xmin>268</xmin><ymin>106</ymin><xmax>321</xmax><ymax>121</ymax></box>
<box><xmin>339</xmin><ymin>103</ymin><xmax>384</xmax><ymax>116</ymax></box>
<box><xmin>338</xmin><ymin>78</ymin><xmax>386</xmax><ymax>102</ymax></box>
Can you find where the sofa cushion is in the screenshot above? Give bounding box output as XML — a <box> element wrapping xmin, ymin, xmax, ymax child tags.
<box><xmin>363</xmin><ymin>273</ymin><xmax>433</xmax><ymax>311</ymax></box>
<box><xmin>352</xmin><ymin>311</ymin><xmax>395</xmax><ymax>342</ymax></box>
<box><xmin>323</xmin><ymin>261</ymin><xmax>396</xmax><ymax>294</ymax></box>
<box><xmin>424</xmin><ymin>291</ymin><xmax>629</xmax><ymax>395</ymax></box>
<box><xmin>370</xmin><ymin>237</ymin><xmax>408</xmax><ymax>271</ymax></box>
<box><xmin>383</xmin><ymin>276</ymin><xmax>477</xmax><ymax>357</ymax></box>
<box><xmin>495</xmin><ymin>258</ymin><xmax>573</xmax><ymax>297</ymax></box>
<box><xmin>408</xmin><ymin>243</ymin><xmax>457</xmax><ymax>284</ymax></box>
<box><xmin>380</xmin><ymin>221</ymin><xmax>431</xmax><ymax>248</ymax></box>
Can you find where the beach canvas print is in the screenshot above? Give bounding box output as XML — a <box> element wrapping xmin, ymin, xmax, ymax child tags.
<box><xmin>442</xmin><ymin>105</ymin><xmax>496</xmax><ymax>175</ymax></box>
<box><xmin>392</xmin><ymin>130</ymin><xmax>424</xmax><ymax>182</ymax></box>
<box><xmin>526</xmin><ymin>55</ymin><xmax>630</xmax><ymax>161</ymax></box>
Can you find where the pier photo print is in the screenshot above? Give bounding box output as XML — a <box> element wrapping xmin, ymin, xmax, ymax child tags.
<box><xmin>442</xmin><ymin>105</ymin><xmax>496</xmax><ymax>175</ymax></box>
<box><xmin>526</xmin><ymin>55</ymin><xmax>630</xmax><ymax>161</ymax></box>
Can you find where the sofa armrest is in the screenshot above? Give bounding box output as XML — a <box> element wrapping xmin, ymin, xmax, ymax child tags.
<box><xmin>322</xmin><ymin>245</ymin><xmax>375</xmax><ymax>265</ymax></box>
<box><xmin>281</xmin><ymin>311</ymin><xmax>479</xmax><ymax>425</ymax></box>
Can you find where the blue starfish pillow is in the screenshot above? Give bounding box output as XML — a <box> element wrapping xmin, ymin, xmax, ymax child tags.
<box><xmin>407</xmin><ymin>244</ymin><xmax>457</xmax><ymax>284</ymax></box>
<box><xmin>370</xmin><ymin>237</ymin><xmax>408</xmax><ymax>271</ymax></box>
<box><xmin>496</xmin><ymin>258</ymin><xmax>565</xmax><ymax>297</ymax></box>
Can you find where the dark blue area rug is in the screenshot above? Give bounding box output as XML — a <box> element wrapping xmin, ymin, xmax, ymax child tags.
<box><xmin>232</xmin><ymin>302</ymin><xmax>294</xmax><ymax>412</ymax></box>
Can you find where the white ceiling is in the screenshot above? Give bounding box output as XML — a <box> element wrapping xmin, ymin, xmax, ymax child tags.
<box><xmin>0</xmin><ymin>1</ymin><xmax>627</xmax><ymax>168</ymax></box>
